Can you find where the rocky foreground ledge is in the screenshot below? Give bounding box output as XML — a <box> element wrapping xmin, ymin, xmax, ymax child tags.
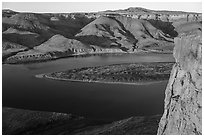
<box><xmin>157</xmin><ymin>25</ymin><xmax>202</xmax><ymax>134</ymax></box>
<box><xmin>3</xmin><ymin>107</ymin><xmax>161</xmax><ymax>135</ymax></box>
<box><xmin>36</xmin><ymin>62</ymin><xmax>174</xmax><ymax>85</ymax></box>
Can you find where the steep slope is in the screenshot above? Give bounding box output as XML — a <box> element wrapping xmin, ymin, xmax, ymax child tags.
<box><xmin>2</xmin><ymin>11</ymin><xmax>94</xmax><ymax>37</ymax></box>
<box><xmin>2</xmin><ymin>10</ymin><xmax>95</xmax><ymax>62</ymax></box>
<box><xmin>102</xmin><ymin>7</ymin><xmax>201</xmax><ymax>38</ymax></box>
<box><xmin>2</xmin><ymin>10</ymin><xmax>95</xmax><ymax>47</ymax></box>
<box><xmin>4</xmin><ymin>34</ymin><xmax>124</xmax><ymax>64</ymax></box>
<box><xmin>34</xmin><ymin>34</ymin><xmax>91</xmax><ymax>53</ymax></box>
<box><xmin>36</xmin><ymin>34</ymin><xmax>123</xmax><ymax>55</ymax></box>
<box><xmin>3</xmin><ymin>27</ymin><xmax>45</xmax><ymax>48</ymax></box>
<box><xmin>74</xmin><ymin>115</ymin><xmax>161</xmax><ymax>135</ymax></box>
<box><xmin>3</xmin><ymin>107</ymin><xmax>161</xmax><ymax>135</ymax></box>
<box><xmin>2</xmin><ymin>41</ymin><xmax>28</xmax><ymax>60</ymax></box>
<box><xmin>174</xmin><ymin>21</ymin><xmax>202</xmax><ymax>34</ymax></box>
<box><xmin>4</xmin><ymin>35</ymin><xmax>89</xmax><ymax>64</ymax></box>
<box><xmin>114</xmin><ymin>16</ymin><xmax>174</xmax><ymax>51</ymax></box>
<box><xmin>76</xmin><ymin>16</ymin><xmax>135</xmax><ymax>51</ymax></box>
<box><xmin>157</xmin><ymin>23</ymin><xmax>202</xmax><ymax>134</ymax></box>
<box><xmin>115</xmin><ymin>15</ymin><xmax>172</xmax><ymax>40</ymax></box>
<box><xmin>76</xmin><ymin>16</ymin><xmax>174</xmax><ymax>52</ymax></box>
<box><xmin>2</xmin><ymin>8</ymin><xmax>201</xmax><ymax>63</ymax></box>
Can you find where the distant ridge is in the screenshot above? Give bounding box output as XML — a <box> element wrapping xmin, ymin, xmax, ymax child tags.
<box><xmin>3</xmin><ymin>6</ymin><xmax>201</xmax><ymax>14</ymax></box>
<box><xmin>2</xmin><ymin>7</ymin><xmax>202</xmax><ymax>64</ymax></box>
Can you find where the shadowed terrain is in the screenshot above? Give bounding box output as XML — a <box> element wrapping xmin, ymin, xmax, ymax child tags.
<box><xmin>2</xmin><ymin>7</ymin><xmax>202</xmax><ymax>135</ymax></box>
<box><xmin>2</xmin><ymin>7</ymin><xmax>201</xmax><ymax>64</ymax></box>
<box><xmin>3</xmin><ymin>107</ymin><xmax>161</xmax><ymax>135</ymax></box>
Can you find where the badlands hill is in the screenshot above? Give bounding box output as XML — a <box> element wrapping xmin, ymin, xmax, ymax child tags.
<box><xmin>2</xmin><ymin>7</ymin><xmax>202</xmax><ymax>63</ymax></box>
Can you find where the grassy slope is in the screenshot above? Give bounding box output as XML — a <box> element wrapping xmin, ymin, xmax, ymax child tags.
<box><xmin>3</xmin><ymin>107</ymin><xmax>161</xmax><ymax>135</ymax></box>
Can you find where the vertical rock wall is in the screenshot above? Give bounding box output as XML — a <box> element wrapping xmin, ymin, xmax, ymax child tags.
<box><xmin>157</xmin><ymin>29</ymin><xmax>202</xmax><ymax>134</ymax></box>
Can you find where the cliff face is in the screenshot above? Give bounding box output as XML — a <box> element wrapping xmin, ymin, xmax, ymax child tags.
<box><xmin>100</xmin><ymin>7</ymin><xmax>202</xmax><ymax>23</ymax></box>
<box><xmin>157</xmin><ymin>28</ymin><xmax>202</xmax><ymax>134</ymax></box>
<box><xmin>2</xmin><ymin>8</ymin><xmax>202</xmax><ymax>64</ymax></box>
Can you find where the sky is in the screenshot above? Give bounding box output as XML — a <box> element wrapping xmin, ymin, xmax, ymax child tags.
<box><xmin>2</xmin><ymin>2</ymin><xmax>202</xmax><ymax>13</ymax></box>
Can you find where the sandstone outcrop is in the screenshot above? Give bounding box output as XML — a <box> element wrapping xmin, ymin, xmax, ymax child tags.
<box><xmin>157</xmin><ymin>24</ymin><xmax>202</xmax><ymax>134</ymax></box>
<box><xmin>101</xmin><ymin>7</ymin><xmax>202</xmax><ymax>22</ymax></box>
<box><xmin>2</xmin><ymin>8</ymin><xmax>201</xmax><ymax>64</ymax></box>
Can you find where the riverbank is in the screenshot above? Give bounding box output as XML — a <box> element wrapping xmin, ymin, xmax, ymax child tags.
<box><xmin>3</xmin><ymin>50</ymin><xmax>172</xmax><ymax>64</ymax></box>
<box><xmin>3</xmin><ymin>107</ymin><xmax>161</xmax><ymax>135</ymax></box>
<box><xmin>36</xmin><ymin>62</ymin><xmax>174</xmax><ymax>85</ymax></box>
<box><xmin>3</xmin><ymin>49</ymin><xmax>125</xmax><ymax>64</ymax></box>
<box><xmin>36</xmin><ymin>74</ymin><xmax>168</xmax><ymax>85</ymax></box>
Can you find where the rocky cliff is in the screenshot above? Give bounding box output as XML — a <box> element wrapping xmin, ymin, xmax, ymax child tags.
<box><xmin>2</xmin><ymin>8</ymin><xmax>201</xmax><ymax>64</ymax></box>
<box><xmin>157</xmin><ymin>24</ymin><xmax>202</xmax><ymax>134</ymax></box>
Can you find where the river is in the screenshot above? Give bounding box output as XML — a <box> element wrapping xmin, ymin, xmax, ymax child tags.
<box><xmin>2</xmin><ymin>53</ymin><xmax>175</xmax><ymax>121</ymax></box>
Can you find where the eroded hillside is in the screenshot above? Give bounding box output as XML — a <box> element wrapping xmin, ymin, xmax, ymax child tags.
<box><xmin>2</xmin><ymin>8</ymin><xmax>202</xmax><ymax>63</ymax></box>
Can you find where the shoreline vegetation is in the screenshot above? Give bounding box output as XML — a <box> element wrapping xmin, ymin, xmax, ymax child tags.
<box><xmin>36</xmin><ymin>62</ymin><xmax>174</xmax><ymax>85</ymax></box>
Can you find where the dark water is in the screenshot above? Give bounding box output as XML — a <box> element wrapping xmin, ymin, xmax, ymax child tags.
<box><xmin>3</xmin><ymin>53</ymin><xmax>175</xmax><ymax>121</ymax></box>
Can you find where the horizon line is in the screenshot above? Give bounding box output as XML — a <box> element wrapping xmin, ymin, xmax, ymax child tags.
<box><xmin>2</xmin><ymin>7</ymin><xmax>201</xmax><ymax>14</ymax></box>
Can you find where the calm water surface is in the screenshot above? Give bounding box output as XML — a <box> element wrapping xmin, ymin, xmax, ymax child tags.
<box><xmin>3</xmin><ymin>53</ymin><xmax>175</xmax><ymax>121</ymax></box>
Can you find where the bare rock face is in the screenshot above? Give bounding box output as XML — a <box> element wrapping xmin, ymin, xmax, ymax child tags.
<box><xmin>157</xmin><ymin>28</ymin><xmax>202</xmax><ymax>134</ymax></box>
